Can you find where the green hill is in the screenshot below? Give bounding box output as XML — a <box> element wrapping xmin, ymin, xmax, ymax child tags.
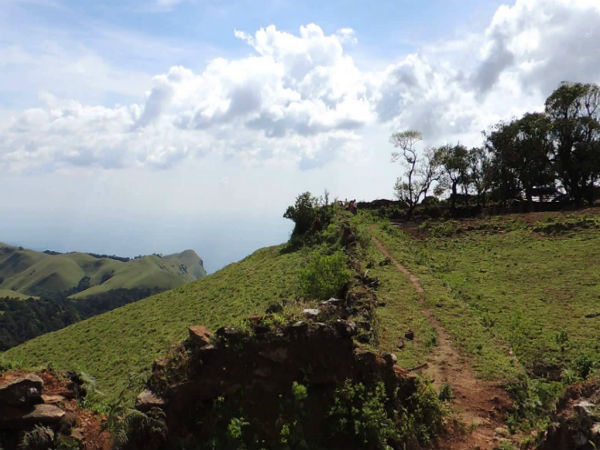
<box><xmin>0</xmin><ymin>243</ymin><xmax>206</xmax><ymax>299</ymax></box>
<box><xmin>1</xmin><ymin>244</ymin><xmax>308</xmax><ymax>404</ymax></box>
<box><xmin>0</xmin><ymin>289</ymin><xmax>33</xmax><ymax>300</ymax></box>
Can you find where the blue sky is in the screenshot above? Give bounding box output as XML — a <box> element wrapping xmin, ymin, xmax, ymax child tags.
<box><xmin>2</xmin><ymin>0</ymin><xmax>600</xmax><ymax>272</ymax></box>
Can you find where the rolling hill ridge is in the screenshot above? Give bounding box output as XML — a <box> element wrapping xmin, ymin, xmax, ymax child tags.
<box><xmin>0</xmin><ymin>243</ymin><xmax>206</xmax><ymax>300</ymax></box>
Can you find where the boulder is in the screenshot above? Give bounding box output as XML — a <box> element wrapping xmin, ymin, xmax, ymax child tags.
<box><xmin>136</xmin><ymin>389</ymin><xmax>166</xmax><ymax>412</ymax></box>
<box><xmin>0</xmin><ymin>403</ymin><xmax>65</xmax><ymax>428</ymax></box>
<box><xmin>188</xmin><ymin>325</ymin><xmax>213</xmax><ymax>347</ymax></box>
<box><xmin>0</xmin><ymin>374</ymin><xmax>43</xmax><ymax>406</ymax></box>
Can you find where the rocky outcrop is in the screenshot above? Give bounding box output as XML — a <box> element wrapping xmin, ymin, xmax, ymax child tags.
<box><xmin>538</xmin><ymin>378</ymin><xmax>600</xmax><ymax>450</ymax></box>
<box><xmin>0</xmin><ymin>374</ymin><xmax>43</xmax><ymax>406</ymax></box>
<box><xmin>137</xmin><ymin>315</ymin><xmax>420</xmax><ymax>450</ymax></box>
<box><xmin>0</xmin><ymin>370</ymin><xmax>110</xmax><ymax>450</ymax></box>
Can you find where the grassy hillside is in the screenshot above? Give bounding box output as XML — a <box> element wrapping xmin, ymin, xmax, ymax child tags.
<box><xmin>2</xmin><ymin>244</ymin><xmax>308</xmax><ymax>405</ymax></box>
<box><xmin>0</xmin><ymin>243</ymin><xmax>206</xmax><ymax>299</ymax></box>
<box><xmin>0</xmin><ymin>288</ymin><xmax>34</xmax><ymax>300</ymax></box>
<box><xmin>366</xmin><ymin>210</ymin><xmax>600</xmax><ymax>382</ymax></box>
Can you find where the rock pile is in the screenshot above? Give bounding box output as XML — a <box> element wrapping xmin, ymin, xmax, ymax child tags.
<box><xmin>0</xmin><ymin>370</ymin><xmax>110</xmax><ymax>450</ymax></box>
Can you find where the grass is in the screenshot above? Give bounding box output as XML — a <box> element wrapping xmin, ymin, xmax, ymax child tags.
<box><xmin>0</xmin><ymin>243</ymin><xmax>206</xmax><ymax>299</ymax></box>
<box><xmin>367</xmin><ymin>210</ymin><xmax>600</xmax><ymax>383</ymax></box>
<box><xmin>366</xmin><ymin>217</ymin><xmax>522</xmax><ymax>381</ymax></box>
<box><xmin>0</xmin><ymin>288</ymin><xmax>35</xmax><ymax>300</ymax></box>
<box><xmin>357</xmin><ymin>229</ymin><xmax>437</xmax><ymax>369</ymax></box>
<box><xmin>2</xmin><ymin>244</ymin><xmax>310</xmax><ymax>406</ymax></box>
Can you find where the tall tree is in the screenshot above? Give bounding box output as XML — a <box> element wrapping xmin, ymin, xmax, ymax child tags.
<box><xmin>545</xmin><ymin>82</ymin><xmax>600</xmax><ymax>205</ymax></box>
<box><xmin>390</xmin><ymin>130</ymin><xmax>439</xmax><ymax>218</ymax></box>
<box><xmin>467</xmin><ymin>146</ymin><xmax>491</xmax><ymax>207</ymax></box>
<box><xmin>433</xmin><ymin>144</ymin><xmax>470</xmax><ymax>211</ymax></box>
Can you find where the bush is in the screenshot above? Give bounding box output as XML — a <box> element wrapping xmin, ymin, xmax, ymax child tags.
<box><xmin>329</xmin><ymin>380</ymin><xmax>398</xmax><ymax>450</ymax></box>
<box><xmin>19</xmin><ymin>425</ymin><xmax>55</xmax><ymax>450</ymax></box>
<box><xmin>283</xmin><ymin>192</ymin><xmax>333</xmax><ymax>247</ymax></box>
<box><xmin>298</xmin><ymin>251</ymin><xmax>351</xmax><ymax>300</ymax></box>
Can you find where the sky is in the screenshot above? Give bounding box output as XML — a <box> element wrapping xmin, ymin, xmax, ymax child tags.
<box><xmin>2</xmin><ymin>0</ymin><xmax>600</xmax><ymax>272</ymax></box>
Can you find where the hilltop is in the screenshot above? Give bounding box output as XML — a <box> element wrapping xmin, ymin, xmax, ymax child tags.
<box><xmin>0</xmin><ymin>243</ymin><xmax>206</xmax><ymax>300</ymax></box>
<box><xmin>4</xmin><ymin>200</ymin><xmax>600</xmax><ymax>449</ymax></box>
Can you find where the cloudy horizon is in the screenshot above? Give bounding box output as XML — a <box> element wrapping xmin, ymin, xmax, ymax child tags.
<box><xmin>2</xmin><ymin>0</ymin><xmax>600</xmax><ymax>272</ymax></box>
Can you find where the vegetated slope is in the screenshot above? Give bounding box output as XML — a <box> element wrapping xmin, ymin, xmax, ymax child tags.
<box><xmin>0</xmin><ymin>242</ymin><xmax>206</xmax><ymax>299</ymax></box>
<box><xmin>0</xmin><ymin>289</ymin><xmax>33</xmax><ymax>300</ymax></box>
<box><xmin>2</xmin><ymin>245</ymin><xmax>306</xmax><ymax>405</ymax></box>
<box><xmin>366</xmin><ymin>209</ymin><xmax>600</xmax><ymax>438</ymax></box>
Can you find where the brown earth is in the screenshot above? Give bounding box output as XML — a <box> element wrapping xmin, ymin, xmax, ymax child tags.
<box><xmin>372</xmin><ymin>235</ymin><xmax>516</xmax><ymax>450</ymax></box>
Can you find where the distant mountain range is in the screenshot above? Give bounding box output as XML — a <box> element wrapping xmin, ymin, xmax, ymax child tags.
<box><xmin>0</xmin><ymin>243</ymin><xmax>206</xmax><ymax>300</ymax></box>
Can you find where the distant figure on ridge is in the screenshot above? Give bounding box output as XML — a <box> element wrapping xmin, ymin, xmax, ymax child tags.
<box><xmin>349</xmin><ymin>200</ymin><xmax>357</xmax><ymax>215</ymax></box>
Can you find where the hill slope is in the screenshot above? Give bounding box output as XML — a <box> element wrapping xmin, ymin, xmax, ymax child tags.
<box><xmin>2</xmin><ymin>245</ymin><xmax>307</xmax><ymax>404</ymax></box>
<box><xmin>0</xmin><ymin>243</ymin><xmax>206</xmax><ymax>299</ymax></box>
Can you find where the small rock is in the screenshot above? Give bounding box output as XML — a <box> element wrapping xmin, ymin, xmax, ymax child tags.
<box><xmin>0</xmin><ymin>374</ymin><xmax>43</xmax><ymax>406</ymax></box>
<box><xmin>0</xmin><ymin>403</ymin><xmax>65</xmax><ymax>427</ymax></box>
<box><xmin>335</xmin><ymin>319</ymin><xmax>357</xmax><ymax>337</ymax></box>
<box><xmin>377</xmin><ymin>301</ymin><xmax>387</xmax><ymax>307</ymax></box>
<box><xmin>592</xmin><ymin>422</ymin><xmax>600</xmax><ymax>436</ymax></box>
<box><xmin>188</xmin><ymin>325</ymin><xmax>213</xmax><ymax>347</ymax></box>
<box><xmin>321</xmin><ymin>298</ymin><xmax>343</xmax><ymax>307</ymax></box>
<box><xmin>383</xmin><ymin>353</ymin><xmax>397</xmax><ymax>365</ymax></box>
<box><xmin>404</xmin><ymin>329</ymin><xmax>414</xmax><ymax>340</ymax></box>
<box><xmin>397</xmin><ymin>338</ymin><xmax>405</xmax><ymax>349</ymax></box>
<box><xmin>303</xmin><ymin>308</ymin><xmax>320</xmax><ymax>318</ymax></box>
<box><xmin>575</xmin><ymin>400</ymin><xmax>595</xmax><ymax>420</ymax></box>
<box><xmin>41</xmin><ymin>394</ymin><xmax>65</xmax><ymax>404</ymax></box>
<box><xmin>135</xmin><ymin>389</ymin><xmax>165</xmax><ymax>412</ymax></box>
<box><xmin>287</xmin><ymin>321</ymin><xmax>308</xmax><ymax>336</ymax></box>
<box><xmin>585</xmin><ymin>312</ymin><xmax>600</xmax><ymax>318</ymax></box>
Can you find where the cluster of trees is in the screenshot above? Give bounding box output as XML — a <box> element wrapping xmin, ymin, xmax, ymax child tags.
<box><xmin>0</xmin><ymin>288</ymin><xmax>160</xmax><ymax>350</ymax></box>
<box><xmin>392</xmin><ymin>82</ymin><xmax>600</xmax><ymax>216</ymax></box>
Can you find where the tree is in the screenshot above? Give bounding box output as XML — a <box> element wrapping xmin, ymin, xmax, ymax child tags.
<box><xmin>545</xmin><ymin>82</ymin><xmax>600</xmax><ymax>205</ymax></box>
<box><xmin>283</xmin><ymin>192</ymin><xmax>320</xmax><ymax>237</ymax></box>
<box><xmin>467</xmin><ymin>147</ymin><xmax>491</xmax><ymax>207</ymax></box>
<box><xmin>390</xmin><ymin>130</ymin><xmax>439</xmax><ymax>218</ymax></box>
<box><xmin>485</xmin><ymin>113</ymin><xmax>554</xmax><ymax>208</ymax></box>
<box><xmin>433</xmin><ymin>144</ymin><xmax>470</xmax><ymax>211</ymax></box>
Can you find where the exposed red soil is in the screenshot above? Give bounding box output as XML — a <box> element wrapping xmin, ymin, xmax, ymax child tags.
<box><xmin>372</xmin><ymin>235</ymin><xmax>516</xmax><ymax>450</ymax></box>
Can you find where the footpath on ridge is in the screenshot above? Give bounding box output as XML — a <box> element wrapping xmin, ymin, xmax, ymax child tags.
<box><xmin>371</xmin><ymin>233</ymin><xmax>515</xmax><ymax>450</ymax></box>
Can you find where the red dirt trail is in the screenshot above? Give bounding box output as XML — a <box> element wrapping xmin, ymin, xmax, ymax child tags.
<box><xmin>372</xmin><ymin>235</ymin><xmax>516</xmax><ymax>450</ymax></box>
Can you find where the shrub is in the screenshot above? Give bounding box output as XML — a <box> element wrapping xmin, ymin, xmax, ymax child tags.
<box><xmin>19</xmin><ymin>425</ymin><xmax>55</xmax><ymax>450</ymax></box>
<box><xmin>329</xmin><ymin>380</ymin><xmax>398</xmax><ymax>450</ymax></box>
<box><xmin>298</xmin><ymin>251</ymin><xmax>351</xmax><ymax>300</ymax></box>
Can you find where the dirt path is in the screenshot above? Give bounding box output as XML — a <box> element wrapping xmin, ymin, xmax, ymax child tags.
<box><xmin>372</xmin><ymin>236</ymin><xmax>514</xmax><ymax>450</ymax></box>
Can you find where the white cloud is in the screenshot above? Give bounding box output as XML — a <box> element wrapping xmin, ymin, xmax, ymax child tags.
<box><xmin>3</xmin><ymin>1</ymin><xmax>600</xmax><ymax>173</ymax></box>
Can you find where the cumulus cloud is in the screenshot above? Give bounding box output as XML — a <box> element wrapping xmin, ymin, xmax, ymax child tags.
<box><xmin>3</xmin><ymin>0</ymin><xmax>600</xmax><ymax>172</ymax></box>
<box><xmin>1</xmin><ymin>24</ymin><xmax>374</xmax><ymax>171</ymax></box>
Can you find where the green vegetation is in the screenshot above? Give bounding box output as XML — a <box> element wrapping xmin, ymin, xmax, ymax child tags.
<box><xmin>329</xmin><ymin>379</ymin><xmax>444</xmax><ymax>450</ymax></box>
<box><xmin>366</xmin><ymin>209</ymin><xmax>600</xmax><ymax>430</ymax></box>
<box><xmin>0</xmin><ymin>242</ymin><xmax>206</xmax><ymax>299</ymax></box>
<box><xmin>2</xmin><ymin>245</ymin><xmax>308</xmax><ymax>405</ymax></box>
<box><xmin>387</xmin><ymin>82</ymin><xmax>600</xmax><ymax>219</ymax></box>
<box><xmin>298</xmin><ymin>251</ymin><xmax>350</xmax><ymax>300</ymax></box>
<box><xmin>0</xmin><ymin>288</ymin><xmax>159</xmax><ymax>350</ymax></box>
